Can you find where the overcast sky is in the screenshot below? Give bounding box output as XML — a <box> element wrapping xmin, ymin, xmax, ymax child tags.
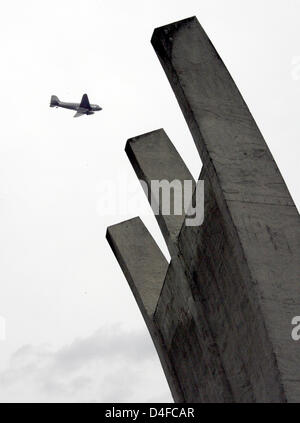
<box><xmin>0</xmin><ymin>0</ymin><xmax>299</xmax><ymax>402</ymax></box>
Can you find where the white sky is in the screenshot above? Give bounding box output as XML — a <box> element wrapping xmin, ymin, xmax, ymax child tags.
<box><xmin>0</xmin><ymin>0</ymin><xmax>299</xmax><ymax>402</ymax></box>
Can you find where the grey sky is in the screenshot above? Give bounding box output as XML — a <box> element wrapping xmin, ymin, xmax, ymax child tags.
<box><xmin>0</xmin><ymin>325</ymin><xmax>170</xmax><ymax>402</ymax></box>
<box><xmin>0</xmin><ymin>0</ymin><xmax>299</xmax><ymax>402</ymax></box>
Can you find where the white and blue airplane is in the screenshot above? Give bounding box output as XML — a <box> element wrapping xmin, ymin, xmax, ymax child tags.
<box><xmin>50</xmin><ymin>93</ymin><xmax>102</xmax><ymax>118</ymax></box>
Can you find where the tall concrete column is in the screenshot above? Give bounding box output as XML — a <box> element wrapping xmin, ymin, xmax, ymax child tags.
<box><xmin>107</xmin><ymin>17</ymin><xmax>300</xmax><ymax>402</ymax></box>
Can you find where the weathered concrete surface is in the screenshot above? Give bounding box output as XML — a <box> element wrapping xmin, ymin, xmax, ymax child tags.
<box><xmin>106</xmin><ymin>217</ymin><xmax>184</xmax><ymax>402</ymax></box>
<box><xmin>151</xmin><ymin>17</ymin><xmax>300</xmax><ymax>402</ymax></box>
<box><xmin>126</xmin><ymin>129</ymin><xmax>195</xmax><ymax>256</ymax></box>
<box><xmin>157</xmin><ymin>168</ymin><xmax>282</xmax><ymax>402</ymax></box>
<box><xmin>154</xmin><ymin>196</ymin><xmax>236</xmax><ymax>401</ymax></box>
<box><xmin>107</xmin><ymin>17</ymin><xmax>300</xmax><ymax>402</ymax></box>
<box><xmin>124</xmin><ymin>132</ymin><xmax>234</xmax><ymax>401</ymax></box>
<box><xmin>106</xmin><ymin>217</ymin><xmax>168</xmax><ymax>322</ymax></box>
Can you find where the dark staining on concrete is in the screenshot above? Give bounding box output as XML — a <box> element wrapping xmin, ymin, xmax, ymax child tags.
<box><xmin>106</xmin><ymin>17</ymin><xmax>300</xmax><ymax>402</ymax></box>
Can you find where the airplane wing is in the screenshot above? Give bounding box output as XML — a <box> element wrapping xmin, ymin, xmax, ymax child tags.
<box><xmin>73</xmin><ymin>108</ymin><xmax>87</xmax><ymax>118</ymax></box>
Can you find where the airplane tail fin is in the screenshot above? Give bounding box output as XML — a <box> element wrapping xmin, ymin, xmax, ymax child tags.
<box><xmin>50</xmin><ymin>95</ymin><xmax>60</xmax><ymax>107</ymax></box>
<box><xmin>79</xmin><ymin>93</ymin><xmax>91</xmax><ymax>109</ymax></box>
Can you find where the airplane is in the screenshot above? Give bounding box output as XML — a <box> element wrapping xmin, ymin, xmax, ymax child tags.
<box><xmin>50</xmin><ymin>93</ymin><xmax>102</xmax><ymax>118</ymax></box>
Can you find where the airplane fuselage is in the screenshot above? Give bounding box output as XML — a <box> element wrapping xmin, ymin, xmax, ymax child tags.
<box><xmin>50</xmin><ymin>94</ymin><xmax>102</xmax><ymax>117</ymax></box>
<box><xmin>57</xmin><ymin>101</ymin><xmax>101</xmax><ymax>112</ymax></box>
